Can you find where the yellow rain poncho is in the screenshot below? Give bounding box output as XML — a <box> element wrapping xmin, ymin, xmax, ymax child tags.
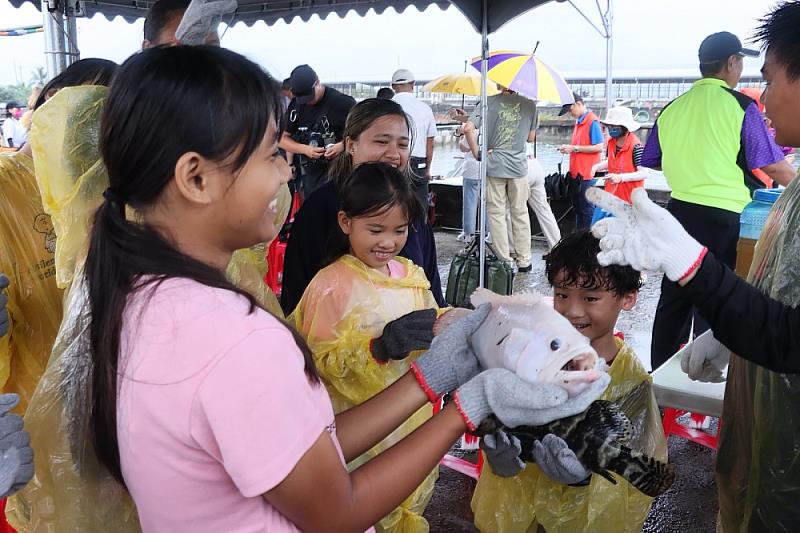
<box><xmin>8</xmin><ymin>86</ymin><xmax>290</xmax><ymax>532</ymax></box>
<box><xmin>0</xmin><ymin>151</ymin><xmax>63</xmax><ymax>413</ymax></box>
<box><xmin>716</xmin><ymin>173</ymin><xmax>800</xmax><ymax>532</ymax></box>
<box><xmin>472</xmin><ymin>339</ymin><xmax>666</xmax><ymax>533</ymax></box>
<box><xmin>6</xmin><ymin>85</ymin><xmax>141</xmax><ymax>532</ymax></box>
<box><xmin>291</xmin><ymin>254</ymin><xmax>441</xmax><ymax>533</ymax></box>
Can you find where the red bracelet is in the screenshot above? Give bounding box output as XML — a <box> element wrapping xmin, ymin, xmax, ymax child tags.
<box><xmin>452</xmin><ymin>392</ymin><xmax>477</xmax><ymax>432</ymax></box>
<box><xmin>410</xmin><ymin>363</ymin><xmax>440</xmax><ymax>403</ymax></box>
<box><xmin>678</xmin><ymin>247</ymin><xmax>708</xmax><ymax>283</ymax></box>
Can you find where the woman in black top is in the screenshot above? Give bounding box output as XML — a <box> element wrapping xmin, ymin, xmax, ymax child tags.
<box><xmin>281</xmin><ymin>99</ymin><xmax>444</xmax><ymax>314</ymax></box>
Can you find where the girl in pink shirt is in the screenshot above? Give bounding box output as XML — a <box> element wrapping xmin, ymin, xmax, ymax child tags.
<box><xmin>83</xmin><ymin>45</ymin><xmax>608</xmax><ymax>533</ymax></box>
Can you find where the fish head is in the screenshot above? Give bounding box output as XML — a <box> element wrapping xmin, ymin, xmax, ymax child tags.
<box><xmin>471</xmin><ymin>288</ymin><xmax>603</xmax><ymax>397</ymax></box>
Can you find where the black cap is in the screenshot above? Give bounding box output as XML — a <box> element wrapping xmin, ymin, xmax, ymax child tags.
<box><xmin>4</xmin><ymin>101</ymin><xmax>20</xmax><ymax>110</ymax></box>
<box><xmin>290</xmin><ymin>64</ymin><xmax>318</xmax><ymax>104</ymax></box>
<box><xmin>558</xmin><ymin>92</ymin><xmax>582</xmax><ymax>117</ymax></box>
<box><xmin>698</xmin><ymin>31</ymin><xmax>759</xmax><ymax>64</ymax></box>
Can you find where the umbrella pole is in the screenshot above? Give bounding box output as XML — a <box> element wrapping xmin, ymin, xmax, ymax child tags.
<box><xmin>478</xmin><ymin>0</ymin><xmax>488</xmax><ymax>288</ymax></box>
<box><xmin>461</xmin><ymin>59</ymin><xmax>467</xmax><ymax>109</ymax></box>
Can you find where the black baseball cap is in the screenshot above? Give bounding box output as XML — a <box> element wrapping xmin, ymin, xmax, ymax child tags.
<box><xmin>698</xmin><ymin>31</ymin><xmax>759</xmax><ymax>64</ymax></box>
<box><xmin>290</xmin><ymin>64</ymin><xmax>318</xmax><ymax>104</ymax></box>
<box><xmin>558</xmin><ymin>92</ymin><xmax>582</xmax><ymax>117</ymax></box>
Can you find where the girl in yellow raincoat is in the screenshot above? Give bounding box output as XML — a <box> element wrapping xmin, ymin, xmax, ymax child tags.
<box><xmin>292</xmin><ymin>162</ymin><xmax>446</xmax><ymax>532</ymax></box>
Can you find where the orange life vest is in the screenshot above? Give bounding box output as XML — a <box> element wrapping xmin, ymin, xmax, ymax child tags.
<box><xmin>605</xmin><ymin>132</ymin><xmax>643</xmax><ymax>203</ymax></box>
<box><xmin>569</xmin><ymin>111</ymin><xmax>602</xmax><ymax>181</ymax></box>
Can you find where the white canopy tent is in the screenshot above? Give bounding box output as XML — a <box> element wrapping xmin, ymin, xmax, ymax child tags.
<box><xmin>9</xmin><ymin>0</ymin><xmax>614</xmax><ymax>288</ymax></box>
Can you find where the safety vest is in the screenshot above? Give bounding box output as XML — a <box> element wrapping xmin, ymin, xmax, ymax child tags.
<box><xmin>656</xmin><ymin>78</ymin><xmax>762</xmax><ymax>213</ymax></box>
<box><xmin>569</xmin><ymin>111</ymin><xmax>602</xmax><ymax>181</ymax></box>
<box><xmin>605</xmin><ymin>133</ymin><xmax>643</xmax><ymax>203</ymax></box>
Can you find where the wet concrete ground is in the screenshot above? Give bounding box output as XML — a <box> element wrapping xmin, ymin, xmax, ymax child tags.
<box><xmin>423</xmin><ymin>232</ymin><xmax>719</xmax><ymax>532</ymax></box>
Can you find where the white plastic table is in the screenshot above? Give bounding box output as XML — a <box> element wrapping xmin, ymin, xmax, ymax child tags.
<box><xmin>651</xmin><ymin>342</ymin><xmax>726</xmax><ymax>418</ymax></box>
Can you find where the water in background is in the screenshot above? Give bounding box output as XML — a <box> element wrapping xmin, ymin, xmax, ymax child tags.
<box><xmin>431</xmin><ymin>142</ymin><xmax>670</xmax><ymax>191</ymax></box>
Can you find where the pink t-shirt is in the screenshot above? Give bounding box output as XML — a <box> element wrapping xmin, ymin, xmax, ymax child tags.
<box><xmin>386</xmin><ymin>259</ymin><xmax>406</xmax><ymax>279</ymax></box>
<box><xmin>116</xmin><ymin>278</ymin><xmax>341</xmax><ymax>532</ymax></box>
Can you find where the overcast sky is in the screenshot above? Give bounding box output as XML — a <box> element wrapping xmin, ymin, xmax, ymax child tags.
<box><xmin>0</xmin><ymin>0</ymin><xmax>778</xmax><ymax>86</ymax></box>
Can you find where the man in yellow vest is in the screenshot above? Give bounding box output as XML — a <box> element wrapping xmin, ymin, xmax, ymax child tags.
<box><xmin>641</xmin><ymin>31</ymin><xmax>796</xmax><ymax>369</ymax></box>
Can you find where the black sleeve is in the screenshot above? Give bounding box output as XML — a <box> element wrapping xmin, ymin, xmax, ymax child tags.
<box><xmin>680</xmin><ymin>252</ymin><xmax>800</xmax><ymax>373</ymax></box>
<box><xmin>331</xmin><ymin>94</ymin><xmax>356</xmax><ymax>140</ymax></box>
<box><xmin>280</xmin><ymin>191</ymin><xmax>334</xmax><ymax>315</ymax></box>
<box><xmin>285</xmin><ymin>100</ymin><xmax>299</xmax><ymax>135</ymax></box>
<box><xmin>420</xmin><ymin>221</ymin><xmax>445</xmax><ymax>306</ymax></box>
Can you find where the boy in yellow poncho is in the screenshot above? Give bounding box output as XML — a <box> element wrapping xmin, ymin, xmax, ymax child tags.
<box><xmin>472</xmin><ymin>229</ymin><xmax>666</xmax><ymax>533</ymax></box>
<box><xmin>291</xmin><ymin>162</ymin><xmax>450</xmax><ymax>533</ymax></box>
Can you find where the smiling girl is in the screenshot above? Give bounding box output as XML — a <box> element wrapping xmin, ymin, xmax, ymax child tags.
<box><xmin>84</xmin><ymin>45</ymin><xmax>579</xmax><ymax>533</ymax></box>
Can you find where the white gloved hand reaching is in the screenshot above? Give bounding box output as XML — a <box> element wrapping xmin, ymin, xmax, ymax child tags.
<box><xmin>586</xmin><ymin>187</ymin><xmax>707</xmax><ymax>282</ymax></box>
<box><xmin>175</xmin><ymin>0</ymin><xmax>238</xmax><ymax>45</ymax></box>
<box><xmin>680</xmin><ymin>330</ymin><xmax>730</xmax><ymax>383</ymax></box>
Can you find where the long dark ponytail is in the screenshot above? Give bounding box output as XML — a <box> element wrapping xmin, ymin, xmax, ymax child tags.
<box><xmin>87</xmin><ymin>46</ymin><xmax>317</xmax><ymax>485</ymax></box>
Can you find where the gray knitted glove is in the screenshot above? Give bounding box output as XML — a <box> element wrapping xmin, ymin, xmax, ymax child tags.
<box><xmin>410</xmin><ymin>304</ymin><xmax>491</xmax><ymax>402</ymax></box>
<box><xmin>371</xmin><ymin>309</ymin><xmax>437</xmax><ymax>362</ymax></box>
<box><xmin>482</xmin><ymin>429</ymin><xmax>525</xmax><ymax>477</ymax></box>
<box><xmin>454</xmin><ymin>369</ymin><xmax>612</xmax><ymax>432</ymax></box>
<box><xmin>0</xmin><ymin>274</ymin><xmax>8</xmax><ymax>338</ymax></box>
<box><xmin>0</xmin><ymin>394</ymin><xmax>33</xmax><ymax>497</ymax></box>
<box><xmin>175</xmin><ymin>0</ymin><xmax>238</xmax><ymax>45</ymax></box>
<box><xmin>531</xmin><ymin>434</ymin><xmax>591</xmax><ymax>485</ymax></box>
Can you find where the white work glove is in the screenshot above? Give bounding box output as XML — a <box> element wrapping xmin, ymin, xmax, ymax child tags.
<box><xmin>175</xmin><ymin>0</ymin><xmax>238</xmax><ymax>45</ymax></box>
<box><xmin>586</xmin><ymin>187</ymin><xmax>707</xmax><ymax>282</ymax></box>
<box><xmin>680</xmin><ymin>330</ymin><xmax>730</xmax><ymax>383</ymax></box>
<box><xmin>481</xmin><ymin>429</ymin><xmax>525</xmax><ymax>477</ymax></box>
<box><xmin>531</xmin><ymin>434</ymin><xmax>591</xmax><ymax>485</ymax></box>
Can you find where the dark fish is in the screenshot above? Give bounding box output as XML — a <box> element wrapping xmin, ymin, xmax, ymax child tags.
<box><xmin>477</xmin><ymin>384</ymin><xmax>675</xmax><ymax>497</ymax></box>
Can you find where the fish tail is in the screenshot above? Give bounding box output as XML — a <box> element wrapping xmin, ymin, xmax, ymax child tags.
<box><xmin>604</xmin><ymin>445</ymin><xmax>675</xmax><ymax>497</ymax></box>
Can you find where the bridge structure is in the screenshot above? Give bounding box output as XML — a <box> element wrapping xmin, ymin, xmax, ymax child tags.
<box><xmin>328</xmin><ymin>73</ymin><xmax>765</xmax><ymax>123</ymax></box>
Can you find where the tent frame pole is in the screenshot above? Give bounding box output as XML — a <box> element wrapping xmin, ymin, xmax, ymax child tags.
<box><xmin>566</xmin><ymin>0</ymin><xmax>614</xmax><ymax>112</ymax></box>
<box><xmin>41</xmin><ymin>0</ymin><xmax>80</xmax><ymax>79</ymax></box>
<box><xmin>42</xmin><ymin>0</ymin><xmax>66</xmax><ymax>79</ymax></box>
<box><xmin>477</xmin><ymin>0</ymin><xmax>489</xmax><ymax>288</ymax></box>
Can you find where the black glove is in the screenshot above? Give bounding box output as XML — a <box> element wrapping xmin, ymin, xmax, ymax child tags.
<box><xmin>370</xmin><ymin>308</ymin><xmax>437</xmax><ymax>362</ymax></box>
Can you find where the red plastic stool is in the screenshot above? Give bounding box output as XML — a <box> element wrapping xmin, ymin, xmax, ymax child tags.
<box><xmin>432</xmin><ymin>402</ymin><xmax>484</xmax><ymax>480</ymax></box>
<box><xmin>662</xmin><ymin>408</ymin><xmax>721</xmax><ymax>450</ymax></box>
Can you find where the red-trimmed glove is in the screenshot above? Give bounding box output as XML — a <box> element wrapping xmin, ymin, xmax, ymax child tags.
<box><xmin>586</xmin><ymin>187</ymin><xmax>707</xmax><ymax>283</ymax></box>
<box><xmin>452</xmin><ymin>369</ymin><xmax>611</xmax><ymax>432</ymax></box>
<box><xmin>410</xmin><ymin>304</ymin><xmax>491</xmax><ymax>402</ymax></box>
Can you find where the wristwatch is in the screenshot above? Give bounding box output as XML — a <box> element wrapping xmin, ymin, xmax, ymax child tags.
<box><xmin>574</xmin><ymin>145</ymin><xmax>581</xmax><ymax>153</ymax></box>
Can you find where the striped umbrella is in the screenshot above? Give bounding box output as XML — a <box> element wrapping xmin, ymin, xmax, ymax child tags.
<box><xmin>470</xmin><ymin>50</ymin><xmax>574</xmax><ymax>105</ymax></box>
<box><xmin>423</xmin><ymin>73</ymin><xmax>500</xmax><ymax>97</ymax></box>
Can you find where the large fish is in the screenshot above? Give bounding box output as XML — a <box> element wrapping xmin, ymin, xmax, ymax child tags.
<box><xmin>436</xmin><ymin>289</ymin><xmax>675</xmax><ymax>497</ymax></box>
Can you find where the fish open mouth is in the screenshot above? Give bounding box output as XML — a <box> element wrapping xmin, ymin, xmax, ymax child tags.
<box><xmin>539</xmin><ymin>348</ymin><xmax>602</xmax><ymax>394</ymax></box>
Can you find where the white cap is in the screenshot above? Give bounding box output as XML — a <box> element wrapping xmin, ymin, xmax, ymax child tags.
<box><xmin>600</xmin><ymin>106</ymin><xmax>641</xmax><ymax>132</ymax></box>
<box><xmin>391</xmin><ymin>69</ymin><xmax>415</xmax><ymax>84</ymax></box>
